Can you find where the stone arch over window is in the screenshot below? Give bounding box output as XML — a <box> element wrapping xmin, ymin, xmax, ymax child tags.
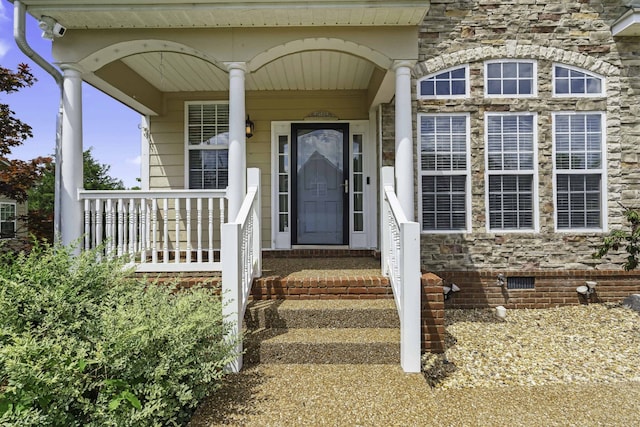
<box><xmin>415</xmin><ymin>44</ymin><xmax>619</xmax><ymax>82</ymax></box>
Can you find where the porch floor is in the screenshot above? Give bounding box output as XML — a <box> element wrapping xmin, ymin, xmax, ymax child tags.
<box><xmin>261</xmin><ymin>255</ymin><xmax>381</xmax><ymax>278</ymax></box>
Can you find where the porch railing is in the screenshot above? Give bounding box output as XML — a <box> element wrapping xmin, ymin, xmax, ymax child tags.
<box><xmin>381</xmin><ymin>166</ymin><xmax>421</xmax><ymax>373</ymax></box>
<box><xmin>79</xmin><ymin>189</ymin><xmax>227</xmax><ymax>272</ymax></box>
<box><xmin>222</xmin><ymin>168</ymin><xmax>262</xmax><ymax>372</ymax></box>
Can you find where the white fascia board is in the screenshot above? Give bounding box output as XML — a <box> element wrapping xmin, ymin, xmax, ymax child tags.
<box><xmin>612</xmin><ymin>8</ymin><xmax>640</xmax><ymax>37</ymax></box>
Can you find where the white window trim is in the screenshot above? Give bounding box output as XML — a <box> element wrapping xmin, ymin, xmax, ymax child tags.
<box><xmin>271</xmin><ymin>122</ymin><xmax>291</xmax><ymax>249</ymax></box>
<box><xmin>350</xmin><ymin>127</ymin><xmax>366</xmax><ymax>237</ymax></box>
<box><xmin>551</xmin><ymin>111</ymin><xmax>608</xmax><ymax>233</ymax></box>
<box><xmin>418</xmin><ymin>113</ymin><xmax>472</xmax><ymax>234</ymax></box>
<box><xmin>183</xmin><ymin>101</ymin><xmax>230</xmax><ymax>189</ymax></box>
<box><xmin>0</xmin><ymin>202</ymin><xmax>17</xmax><ymax>239</ymax></box>
<box><xmin>484</xmin><ymin>59</ymin><xmax>538</xmax><ymax>98</ymax></box>
<box><xmin>417</xmin><ymin>64</ymin><xmax>470</xmax><ymax>100</ymax></box>
<box><xmin>484</xmin><ymin>112</ymin><xmax>540</xmax><ymax>233</ymax></box>
<box><xmin>552</xmin><ymin>63</ymin><xmax>606</xmax><ymax>97</ymax></box>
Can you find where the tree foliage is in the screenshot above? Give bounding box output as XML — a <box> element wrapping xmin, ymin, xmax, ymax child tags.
<box><xmin>28</xmin><ymin>148</ymin><xmax>125</xmax><ymax>212</ymax></box>
<box><xmin>0</xmin><ymin>64</ymin><xmax>51</xmax><ymax>203</ymax></box>
<box><xmin>27</xmin><ymin>149</ymin><xmax>125</xmax><ymax>242</ymax></box>
<box><xmin>593</xmin><ymin>206</ymin><xmax>640</xmax><ymax>271</ymax></box>
<box><xmin>0</xmin><ymin>64</ymin><xmax>36</xmax><ymax>156</ymax></box>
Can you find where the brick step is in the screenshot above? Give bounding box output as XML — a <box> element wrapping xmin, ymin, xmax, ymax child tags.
<box><xmin>252</xmin><ymin>328</ymin><xmax>400</xmax><ymax>364</ymax></box>
<box><xmin>251</xmin><ymin>275</ymin><xmax>392</xmax><ymax>299</ymax></box>
<box><xmin>245</xmin><ymin>299</ymin><xmax>399</xmax><ymax>329</ymax></box>
<box><xmin>254</xmin><ymin>255</ymin><xmax>389</xmax><ymax>299</ymax></box>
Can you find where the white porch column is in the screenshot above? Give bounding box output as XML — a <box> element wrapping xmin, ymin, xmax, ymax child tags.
<box><xmin>59</xmin><ymin>64</ymin><xmax>84</xmax><ymax>248</ymax></box>
<box><xmin>226</xmin><ymin>62</ymin><xmax>247</xmax><ymax>221</ymax></box>
<box><xmin>393</xmin><ymin>60</ymin><xmax>416</xmax><ymax>221</ymax></box>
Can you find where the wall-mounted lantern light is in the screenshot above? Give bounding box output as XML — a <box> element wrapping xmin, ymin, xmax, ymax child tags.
<box><xmin>245</xmin><ymin>115</ymin><xmax>255</xmax><ymax>138</ymax></box>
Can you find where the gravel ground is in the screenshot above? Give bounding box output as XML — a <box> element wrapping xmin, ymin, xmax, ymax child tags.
<box><xmin>190</xmin><ymin>303</ymin><xmax>640</xmax><ymax>426</ymax></box>
<box><xmin>427</xmin><ymin>303</ymin><xmax>640</xmax><ymax>389</ymax></box>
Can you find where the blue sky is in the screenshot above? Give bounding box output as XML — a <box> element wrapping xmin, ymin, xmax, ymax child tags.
<box><xmin>0</xmin><ymin>1</ymin><xmax>142</xmax><ymax>188</ymax></box>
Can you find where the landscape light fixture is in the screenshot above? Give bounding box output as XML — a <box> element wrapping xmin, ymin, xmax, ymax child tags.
<box><xmin>245</xmin><ymin>115</ymin><xmax>255</xmax><ymax>138</ymax></box>
<box><xmin>443</xmin><ymin>283</ymin><xmax>460</xmax><ymax>300</ymax></box>
<box><xmin>577</xmin><ymin>281</ymin><xmax>597</xmax><ymax>297</ymax></box>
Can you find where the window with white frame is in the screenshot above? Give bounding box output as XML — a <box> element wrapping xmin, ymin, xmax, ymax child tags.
<box><xmin>0</xmin><ymin>202</ymin><xmax>16</xmax><ymax>239</ymax></box>
<box><xmin>186</xmin><ymin>102</ymin><xmax>229</xmax><ymax>190</ymax></box>
<box><xmin>418</xmin><ymin>65</ymin><xmax>469</xmax><ymax>99</ymax></box>
<box><xmin>419</xmin><ymin>114</ymin><xmax>470</xmax><ymax>232</ymax></box>
<box><xmin>352</xmin><ymin>134</ymin><xmax>365</xmax><ymax>232</ymax></box>
<box><xmin>553</xmin><ymin>113</ymin><xmax>605</xmax><ymax>230</ymax></box>
<box><xmin>553</xmin><ymin>65</ymin><xmax>604</xmax><ymax>96</ymax></box>
<box><xmin>485</xmin><ymin>60</ymin><xmax>536</xmax><ymax>97</ymax></box>
<box><xmin>277</xmin><ymin>134</ymin><xmax>289</xmax><ymax>232</ymax></box>
<box><xmin>486</xmin><ymin>113</ymin><xmax>537</xmax><ymax>231</ymax></box>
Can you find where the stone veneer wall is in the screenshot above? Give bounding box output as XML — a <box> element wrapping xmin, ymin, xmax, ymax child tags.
<box><xmin>382</xmin><ymin>0</ymin><xmax>640</xmax><ymax>304</ymax></box>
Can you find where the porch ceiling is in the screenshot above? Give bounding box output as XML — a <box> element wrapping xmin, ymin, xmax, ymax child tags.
<box><xmin>20</xmin><ymin>1</ymin><xmax>430</xmax><ymax>29</ymax></box>
<box><xmin>120</xmin><ymin>51</ymin><xmax>375</xmax><ymax>92</ymax></box>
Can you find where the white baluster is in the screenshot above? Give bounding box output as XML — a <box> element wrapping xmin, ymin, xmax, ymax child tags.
<box><xmin>94</xmin><ymin>199</ymin><xmax>102</xmax><ymax>251</ymax></box>
<box><xmin>140</xmin><ymin>200</ymin><xmax>147</xmax><ymax>263</ymax></box>
<box><xmin>163</xmin><ymin>198</ymin><xmax>169</xmax><ymax>263</ymax></box>
<box><xmin>174</xmin><ymin>198</ymin><xmax>180</xmax><ymax>264</ymax></box>
<box><xmin>208</xmin><ymin>198</ymin><xmax>214</xmax><ymax>262</ymax></box>
<box><xmin>219</xmin><ymin>197</ymin><xmax>225</xmax><ymax>258</ymax></box>
<box><xmin>186</xmin><ymin>198</ymin><xmax>192</xmax><ymax>263</ymax></box>
<box><xmin>152</xmin><ymin>199</ymin><xmax>158</xmax><ymax>264</ymax></box>
<box><xmin>105</xmin><ymin>199</ymin><xmax>113</xmax><ymax>257</ymax></box>
<box><xmin>117</xmin><ymin>198</ymin><xmax>125</xmax><ymax>257</ymax></box>
<box><xmin>84</xmin><ymin>199</ymin><xmax>91</xmax><ymax>250</ymax></box>
<box><xmin>129</xmin><ymin>198</ymin><xmax>135</xmax><ymax>258</ymax></box>
<box><xmin>197</xmin><ymin>198</ymin><xmax>203</xmax><ymax>263</ymax></box>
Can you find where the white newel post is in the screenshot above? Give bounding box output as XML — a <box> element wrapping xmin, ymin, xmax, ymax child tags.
<box><xmin>60</xmin><ymin>64</ymin><xmax>84</xmax><ymax>249</ymax></box>
<box><xmin>393</xmin><ymin>61</ymin><xmax>415</xmax><ymax>222</ymax></box>
<box><xmin>226</xmin><ymin>62</ymin><xmax>247</xmax><ymax>221</ymax></box>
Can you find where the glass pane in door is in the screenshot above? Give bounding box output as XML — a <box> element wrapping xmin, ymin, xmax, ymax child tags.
<box><xmin>295</xmin><ymin>126</ymin><xmax>346</xmax><ymax>244</ymax></box>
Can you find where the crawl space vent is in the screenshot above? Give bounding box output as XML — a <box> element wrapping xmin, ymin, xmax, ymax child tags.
<box><xmin>507</xmin><ymin>276</ymin><xmax>535</xmax><ymax>290</ymax></box>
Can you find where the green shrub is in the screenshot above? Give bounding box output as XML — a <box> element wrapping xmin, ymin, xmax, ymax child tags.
<box><xmin>0</xmin><ymin>244</ymin><xmax>237</xmax><ymax>426</ymax></box>
<box><xmin>593</xmin><ymin>206</ymin><xmax>640</xmax><ymax>271</ymax></box>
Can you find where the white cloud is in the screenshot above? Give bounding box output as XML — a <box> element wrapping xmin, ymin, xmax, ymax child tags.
<box><xmin>0</xmin><ymin>2</ymin><xmax>11</xmax><ymax>60</ymax></box>
<box><xmin>126</xmin><ymin>155</ymin><xmax>142</xmax><ymax>165</ymax></box>
<box><xmin>0</xmin><ymin>39</ymin><xmax>9</xmax><ymax>60</ymax></box>
<box><xmin>0</xmin><ymin>2</ymin><xmax>8</xmax><ymax>21</ymax></box>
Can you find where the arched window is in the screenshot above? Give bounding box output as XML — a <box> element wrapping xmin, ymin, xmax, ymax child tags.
<box><xmin>553</xmin><ymin>64</ymin><xmax>604</xmax><ymax>96</ymax></box>
<box><xmin>417</xmin><ymin>65</ymin><xmax>469</xmax><ymax>99</ymax></box>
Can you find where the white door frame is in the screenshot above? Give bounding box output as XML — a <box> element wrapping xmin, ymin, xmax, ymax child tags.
<box><xmin>270</xmin><ymin>120</ymin><xmax>377</xmax><ymax>249</ymax></box>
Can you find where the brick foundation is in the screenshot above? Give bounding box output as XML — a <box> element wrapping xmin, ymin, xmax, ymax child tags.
<box><xmin>435</xmin><ymin>270</ymin><xmax>640</xmax><ymax>309</ymax></box>
<box><xmin>421</xmin><ymin>273</ymin><xmax>445</xmax><ymax>354</ymax></box>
